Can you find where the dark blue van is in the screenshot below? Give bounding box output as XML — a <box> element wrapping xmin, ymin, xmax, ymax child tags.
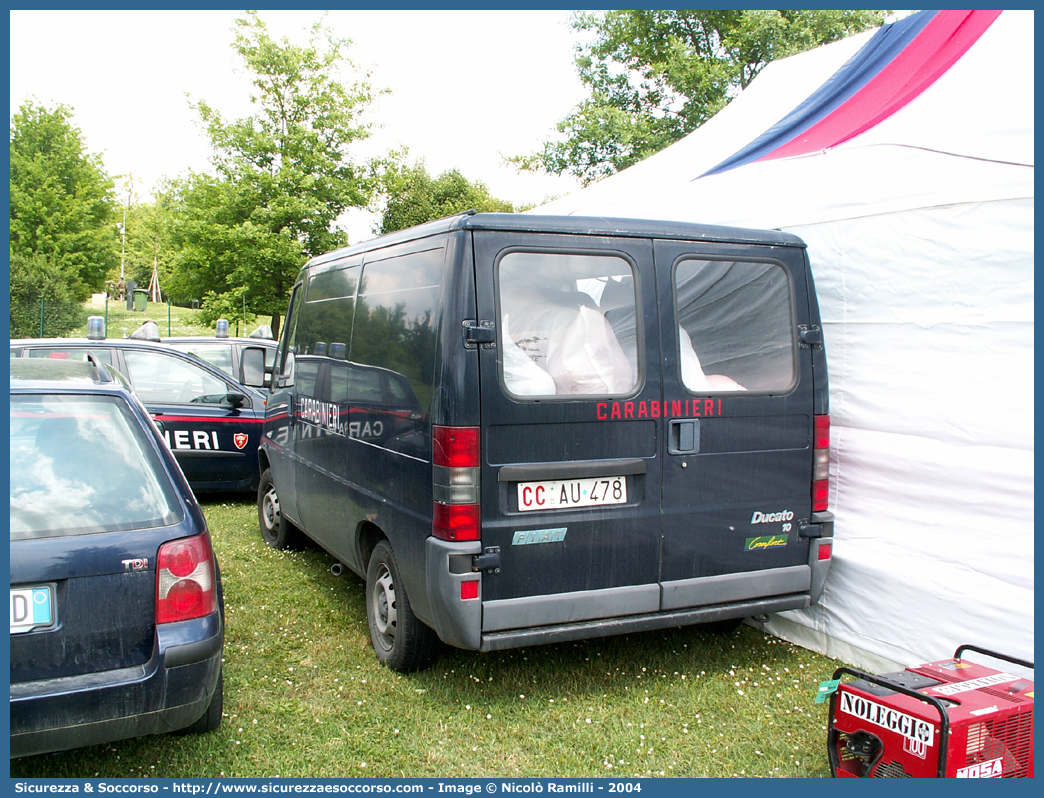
<box><xmin>247</xmin><ymin>212</ymin><xmax>834</xmax><ymax>671</ymax></box>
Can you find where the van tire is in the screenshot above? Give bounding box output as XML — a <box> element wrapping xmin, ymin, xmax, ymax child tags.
<box><xmin>258</xmin><ymin>469</ymin><xmax>299</xmax><ymax>550</ymax></box>
<box><xmin>365</xmin><ymin>541</ymin><xmax>440</xmax><ymax>672</ymax></box>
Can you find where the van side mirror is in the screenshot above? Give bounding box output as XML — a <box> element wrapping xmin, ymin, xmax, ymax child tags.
<box><xmin>240</xmin><ymin>346</ymin><xmax>268</xmax><ymax>388</ymax></box>
<box><xmin>224</xmin><ymin>391</ymin><xmax>247</xmax><ymax>409</ymax></box>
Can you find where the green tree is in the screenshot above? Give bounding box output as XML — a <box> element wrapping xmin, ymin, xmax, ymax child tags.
<box><xmin>9</xmin><ymin>252</ymin><xmax>86</xmax><ymax>338</ymax></box>
<box><xmin>515</xmin><ymin>10</ymin><xmax>888</xmax><ymax>185</ymax></box>
<box><xmin>106</xmin><ymin>181</ymin><xmax>179</xmax><ymax>301</ymax></box>
<box><xmin>178</xmin><ymin>11</ymin><xmax>391</xmax><ymax>334</ymax></box>
<box><xmin>9</xmin><ymin>101</ymin><xmax>119</xmax><ymax>293</ymax></box>
<box><xmin>379</xmin><ymin>162</ymin><xmax>515</xmax><ymax>235</ymax></box>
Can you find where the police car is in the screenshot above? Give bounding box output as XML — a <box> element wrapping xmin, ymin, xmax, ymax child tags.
<box><xmin>10</xmin><ymin>358</ymin><xmax>224</xmax><ymax>756</ymax></box>
<box><xmin>10</xmin><ymin>336</ymin><xmax>267</xmax><ymax>492</ymax></box>
<box><xmin>164</xmin><ymin>335</ymin><xmax>278</xmax><ymax>380</ymax></box>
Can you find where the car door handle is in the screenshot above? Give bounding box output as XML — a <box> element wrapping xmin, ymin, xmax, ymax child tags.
<box><xmin>668</xmin><ymin>419</ymin><xmax>700</xmax><ymax>455</ymax></box>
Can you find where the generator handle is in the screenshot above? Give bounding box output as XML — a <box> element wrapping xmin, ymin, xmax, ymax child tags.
<box><xmin>829</xmin><ymin>665</ymin><xmax>951</xmax><ymax>778</ymax></box>
<box><xmin>954</xmin><ymin>644</ymin><xmax>1033</xmax><ymax>671</ymax></box>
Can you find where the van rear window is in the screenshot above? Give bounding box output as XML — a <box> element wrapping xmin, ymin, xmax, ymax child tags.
<box><xmin>674</xmin><ymin>259</ymin><xmax>796</xmax><ymax>393</ymax></box>
<box><xmin>498</xmin><ymin>252</ymin><xmax>639</xmax><ymax>398</ymax></box>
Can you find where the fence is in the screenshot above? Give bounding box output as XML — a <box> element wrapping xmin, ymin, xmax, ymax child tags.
<box><xmin>12</xmin><ymin>295</ymin><xmax>176</xmax><ymax>340</ymax></box>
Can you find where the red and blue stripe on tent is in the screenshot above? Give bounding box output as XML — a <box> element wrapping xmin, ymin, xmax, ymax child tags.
<box><xmin>700</xmin><ymin>10</ymin><xmax>1003</xmax><ymax>178</ymax></box>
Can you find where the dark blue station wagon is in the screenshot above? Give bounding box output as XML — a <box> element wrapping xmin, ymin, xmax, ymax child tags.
<box><xmin>9</xmin><ymin>359</ymin><xmax>224</xmax><ymax>757</ymax></box>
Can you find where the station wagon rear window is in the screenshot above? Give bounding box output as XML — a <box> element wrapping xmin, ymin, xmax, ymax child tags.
<box><xmin>498</xmin><ymin>251</ymin><xmax>639</xmax><ymax>398</ymax></box>
<box><xmin>10</xmin><ymin>394</ymin><xmax>181</xmax><ymax>540</ymax></box>
<box><xmin>674</xmin><ymin>259</ymin><xmax>796</xmax><ymax>393</ymax></box>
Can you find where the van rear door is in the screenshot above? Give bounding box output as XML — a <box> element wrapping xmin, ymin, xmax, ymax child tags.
<box><xmin>654</xmin><ymin>240</ymin><xmax>816</xmax><ymax>610</ymax></box>
<box><xmin>473</xmin><ymin>231</ymin><xmax>664</xmax><ymax>633</ymax></box>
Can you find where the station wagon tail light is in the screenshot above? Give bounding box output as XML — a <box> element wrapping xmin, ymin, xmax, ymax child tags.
<box><xmin>432</xmin><ymin>426</ymin><xmax>481</xmax><ymax>541</ymax></box>
<box><xmin>155</xmin><ymin>533</ymin><xmax>218</xmax><ymax>624</ymax></box>
<box><xmin>812</xmin><ymin>414</ymin><xmax>830</xmax><ymax>513</ymax></box>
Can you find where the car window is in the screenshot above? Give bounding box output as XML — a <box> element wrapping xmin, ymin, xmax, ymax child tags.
<box><xmin>26</xmin><ymin>347</ymin><xmax>113</xmax><ymax>366</ymax></box>
<box><xmin>122</xmin><ymin>350</ymin><xmax>231</xmax><ymax>405</ymax></box>
<box><xmin>498</xmin><ymin>251</ymin><xmax>639</xmax><ymax>397</ymax></box>
<box><xmin>10</xmin><ymin>394</ymin><xmax>182</xmax><ymax>540</ymax></box>
<box><xmin>674</xmin><ymin>259</ymin><xmax>796</xmax><ymax>393</ymax></box>
<box><xmin>168</xmin><ymin>342</ymin><xmax>234</xmax><ymax>377</ymax></box>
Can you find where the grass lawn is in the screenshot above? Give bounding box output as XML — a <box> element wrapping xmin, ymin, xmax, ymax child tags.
<box><xmin>10</xmin><ymin>496</ymin><xmax>842</xmax><ymax>779</ymax></box>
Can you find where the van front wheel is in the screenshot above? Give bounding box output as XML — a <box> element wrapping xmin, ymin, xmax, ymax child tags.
<box><xmin>365</xmin><ymin>541</ymin><xmax>440</xmax><ymax>672</ymax></box>
<box><xmin>257</xmin><ymin>469</ymin><xmax>299</xmax><ymax>550</ymax></box>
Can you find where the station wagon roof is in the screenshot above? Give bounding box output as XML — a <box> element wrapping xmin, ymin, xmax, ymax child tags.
<box><xmin>307</xmin><ymin>212</ymin><xmax>806</xmax><ymax>268</ymax></box>
<box><xmin>10</xmin><ymin>358</ymin><xmax>120</xmax><ymax>390</ymax></box>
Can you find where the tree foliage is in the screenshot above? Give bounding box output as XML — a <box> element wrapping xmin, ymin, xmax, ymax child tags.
<box><xmin>379</xmin><ymin>162</ymin><xmax>515</xmax><ymax>235</ymax></box>
<box><xmin>516</xmin><ymin>10</ymin><xmax>889</xmax><ymax>185</ymax></box>
<box><xmin>9</xmin><ymin>101</ymin><xmax>119</xmax><ymax>294</ymax></box>
<box><xmin>9</xmin><ymin>253</ymin><xmax>86</xmax><ymax>338</ymax></box>
<box><xmin>175</xmin><ymin>11</ymin><xmax>391</xmax><ymax>333</ymax></box>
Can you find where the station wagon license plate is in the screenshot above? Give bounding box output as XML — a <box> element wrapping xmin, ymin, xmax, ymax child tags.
<box><xmin>10</xmin><ymin>586</ymin><xmax>54</xmax><ymax>634</ymax></box>
<box><xmin>518</xmin><ymin>476</ymin><xmax>627</xmax><ymax>512</ymax></box>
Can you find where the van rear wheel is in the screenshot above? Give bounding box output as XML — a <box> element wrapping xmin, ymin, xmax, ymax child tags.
<box><xmin>257</xmin><ymin>468</ymin><xmax>299</xmax><ymax>550</ymax></box>
<box><xmin>365</xmin><ymin>541</ymin><xmax>440</xmax><ymax>672</ymax></box>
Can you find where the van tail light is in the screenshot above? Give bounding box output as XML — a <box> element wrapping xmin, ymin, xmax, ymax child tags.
<box><xmin>432</xmin><ymin>426</ymin><xmax>481</xmax><ymax>541</ymax></box>
<box><xmin>812</xmin><ymin>414</ymin><xmax>830</xmax><ymax>513</ymax></box>
<box><xmin>156</xmin><ymin>533</ymin><xmax>218</xmax><ymax>624</ymax></box>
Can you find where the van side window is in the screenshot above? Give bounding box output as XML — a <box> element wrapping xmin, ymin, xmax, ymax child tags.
<box><xmin>674</xmin><ymin>259</ymin><xmax>795</xmax><ymax>393</ymax></box>
<box><xmin>293</xmin><ymin>265</ymin><xmax>359</xmax><ymax>401</ymax></box>
<box><xmin>348</xmin><ymin>248</ymin><xmax>443</xmax><ymax>414</ymax></box>
<box><xmin>497</xmin><ymin>251</ymin><xmax>638</xmax><ymax>398</ymax></box>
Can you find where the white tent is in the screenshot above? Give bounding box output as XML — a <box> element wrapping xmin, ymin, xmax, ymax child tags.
<box><xmin>540</xmin><ymin>10</ymin><xmax>1034</xmax><ymax>674</ymax></box>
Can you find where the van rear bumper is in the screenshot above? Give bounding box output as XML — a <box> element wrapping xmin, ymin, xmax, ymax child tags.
<box><xmin>478</xmin><ymin>594</ymin><xmax>811</xmax><ymax>652</ymax></box>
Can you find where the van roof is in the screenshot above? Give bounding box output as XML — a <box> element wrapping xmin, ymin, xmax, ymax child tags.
<box><xmin>308</xmin><ymin>212</ymin><xmax>806</xmax><ymax>268</ymax></box>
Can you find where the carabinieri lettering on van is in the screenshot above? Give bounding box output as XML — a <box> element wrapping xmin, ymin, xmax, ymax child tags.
<box><xmin>596</xmin><ymin>398</ymin><xmax>722</xmax><ymax>421</ymax></box>
<box><xmin>297</xmin><ymin>396</ymin><xmax>343</xmax><ymax>435</ymax></box>
<box><xmin>838</xmin><ymin>691</ymin><xmax>935</xmax><ymax>747</ymax></box>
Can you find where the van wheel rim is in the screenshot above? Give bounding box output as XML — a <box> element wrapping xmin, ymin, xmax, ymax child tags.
<box><xmin>262</xmin><ymin>487</ymin><xmax>280</xmax><ymax>532</ymax></box>
<box><xmin>371</xmin><ymin>565</ymin><xmax>397</xmax><ymax>649</ymax></box>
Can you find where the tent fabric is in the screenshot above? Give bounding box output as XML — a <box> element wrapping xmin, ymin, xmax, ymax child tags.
<box><xmin>708</xmin><ymin>9</ymin><xmax>1003</xmax><ymax>174</ymax></box>
<box><xmin>537</xmin><ymin>9</ymin><xmax>1034</xmax><ymax>674</ymax></box>
<box><xmin>701</xmin><ymin>8</ymin><xmax>940</xmax><ymax>176</ymax></box>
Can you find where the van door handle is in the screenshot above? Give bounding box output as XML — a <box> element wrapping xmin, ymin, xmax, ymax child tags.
<box><xmin>668</xmin><ymin>419</ymin><xmax>700</xmax><ymax>455</ymax></box>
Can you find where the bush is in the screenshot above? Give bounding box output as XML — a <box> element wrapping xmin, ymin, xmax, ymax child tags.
<box><xmin>198</xmin><ymin>287</ymin><xmax>250</xmax><ymax>329</ymax></box>
<box><xmin>9</xmin><ymin>254</ymin><xmax>87</xmax><ymax>338</ymax></box>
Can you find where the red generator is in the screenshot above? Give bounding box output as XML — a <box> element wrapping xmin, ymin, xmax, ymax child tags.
<box><xmin>828</xmin><ymin>645</ymin><xmax>1033</xmax><ymax>778</ymax></box>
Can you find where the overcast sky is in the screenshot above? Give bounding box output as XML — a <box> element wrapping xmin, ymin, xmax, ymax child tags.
<box><xmin>9</xmin><ymin>9</ymin><xmax>588</xmax><ymax>242</ymax></box>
